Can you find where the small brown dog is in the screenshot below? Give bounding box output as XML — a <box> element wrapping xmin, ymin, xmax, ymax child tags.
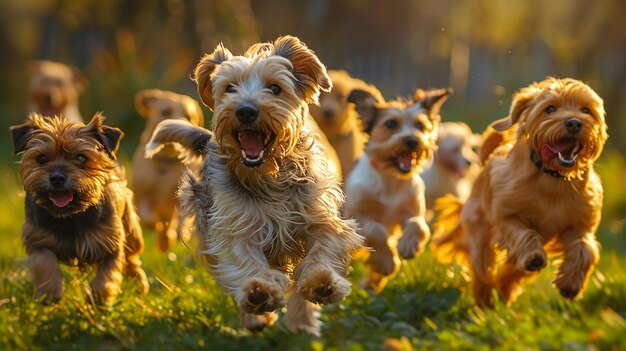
<box><xmin>146</xmin><ymin>36</ymin><xmax>362</xmax><ymax>336</ymax></box>
<box><xmin>11</xmin><ymin>114</ymin><xmax>149</xmax><ymax>305</ymax></box>
<box><xmin>345</xmin><ymin>88</ymin><xmax>452</xmax><ymax>293</ymax></box>
<box><xmin>434</xmin><ymin>77</ymin><xmax>608</xmax><ymax>307</ymax></box>
<box><xmin>27</xmin><ymin>60</ymin><xmax>88</xmax><ymax>123</ymax></box>
<box><xmin>309</xmin><ymin>70</ymin><xmax>384</xmax><ymax>177</ymax></box>
<box><xmin>422</xmin><ymin>121</ymin><xmax>480</xmax><ymax>210</ymax></box>
<box><xmin>132</xmin><ymin>89</ymin><xmax>205</xmax><ymax>251</ymax></box>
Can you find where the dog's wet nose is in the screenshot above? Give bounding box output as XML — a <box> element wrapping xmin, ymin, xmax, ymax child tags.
<box><xmin>236</xmin><ymin>104</ymin><xmax>259</xmax><ymax>124</ymax></box>
<box><xmin>49</xmin><ymin>172</ymin><xmax>66</xmax><ymax>187</ymax></box>
<box><xmin>322</xmin><ymin>108</ymin><xmax>334</xmax><ymax>119</ymax></box>
<box><xmin>404</xmin><ymin>137</ymin><xmax>419</xmax><ymax>150</ymax></box>
<box><xmin>565</xmin><ymin>118</ymin><xmax>582</xmax><ymax>133</ymax></box>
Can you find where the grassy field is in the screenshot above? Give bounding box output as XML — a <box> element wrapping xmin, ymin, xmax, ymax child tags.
<box><xmin>0</xmin><ymin>153</ymin><xmax>625</xmax><ymax>351</ymax></box>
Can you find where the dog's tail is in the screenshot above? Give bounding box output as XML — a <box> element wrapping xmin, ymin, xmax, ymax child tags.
<box><xmin>431</xmin><ymin>194</ymin><xmax>469</xmax><ymax>266</ymax></box>
<box><xmin>145</xmin><ymin>119</ymin><xmax>212</xmax><ymax>165</ymax></box>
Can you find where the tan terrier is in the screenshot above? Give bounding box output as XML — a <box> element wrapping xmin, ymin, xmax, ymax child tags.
<box><xmin>433</xmin><ymin>77</ymin><xmax>608</xmax><ymax>307</ymax></box>
<box><xmin>345</xmin><ymin>88</ymin><xmax>453</xmax><ymax>293</ymax></box>
<box><xmin>309</xmin><ymin>70</ymin><xmax>384</xmax><ymax>177</ymax></box>
<box><xmin>132</xmin><ymin>89</ymin><xmax>205</xmax><ymax>251</ymax></box>
<box><xmin>422</xmin><ymin>121</ymin><xmax>480</xmax><ymax>210</ymax></box>
<box><xmin>145</xmin><ymin>36</ymin><xmax>362</xmax><ymax>336</ymax></box>
<box><xmin>27</xmin><ymin>60</ymin><xmax>88</xmax><ymax>123</ymax></box>
<box><xmin>10</xmin><ymin>114</ymin><xmax>149</xmax><ymax>305</ymax></box>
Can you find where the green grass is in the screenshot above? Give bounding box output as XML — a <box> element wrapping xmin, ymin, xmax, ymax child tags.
<box><xmin>1</xmin><ymin>159</ymin><xmax>625</xmax><ymax>351</ymax></box>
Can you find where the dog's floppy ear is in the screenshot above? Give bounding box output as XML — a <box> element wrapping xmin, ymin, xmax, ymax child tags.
<box><xmin>193</xmin><ymin>44</ymin><xmax>233</xmax><ymax>110</ymax></box>
<box><xmin>183</xmin><ymin>98</ymin><xmax>205</xmax><ymax>127</ymax></box>
<box><xmin>272</xmin><ymin>35</ymin><xmax>332</xmax><ymax>104</ymax></box>
<box><xmin>83</xmin><ymin>113</ymin><xmax>124</xmax><ymax>159</ymax></box>
<box><xmin>347</xmin><ymin>88</ymin><xmax>382</xmax><ymax>118</ymax></box>
<box><xmin>354</xmin><ymin>103</ymin><xmax>379</xmax><ymax>135</ymax></box>
<box><xmin>135</xmin><ymin>89</ymin><xmax>161</xmax><ymax>118</ymax></box>
<box><xmin>417</xmin><ymin>87</ymin><xmax>454</xmax><ymax>118</ymax></box>
<box><xmin>10</xmin><ymin>122</ymin><xmax>36</xmax><ymax>155</ymax></box>
<box><xmin>491</xmin><ymin>85</ymin><xmax>540</xmax><ymax>132</ymax></box>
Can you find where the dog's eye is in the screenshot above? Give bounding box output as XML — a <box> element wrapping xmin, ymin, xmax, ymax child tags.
<box><xmin>76</xmin><ymin>154</ymin><xmax>87</xmax><ymax>163</ymax></box>
<box><xmin>384</xmin><ymin>119</ymin><xmax>398</xmax><ymax>129</ymax></box>
<box><xmin>225</xmin><ymin>84</ymin><xmax>236</xmax><ymax>93</ymax></box>
<box><xmin>415</xmin><ymin>122</ymin><xmax>424</xmax><ymax>130</ymax></box>
<box><xmin>545</xmin><ymin>105</ymin><xmax>557</xmax><ymax>114</ymax></box>
<box><xmin>36</xmin><ymin>155</ymin><xmax>49</xmax><ymax>164</ymax></box>
<box><xmin>269</xmin><ymin>84</ymin><xmax>281</xmax><ymax>95</ymax></box>
<box><xmin>582</xmin><ymin>107</ymin><xmax>591</xmax><ymax>114</ymax></box>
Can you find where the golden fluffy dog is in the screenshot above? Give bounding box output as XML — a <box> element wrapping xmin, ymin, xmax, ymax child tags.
<box><xmin>132</xmin><ymin>89</ymin><xmax>205</xmax><ymax>251</ymax></box>
<box><xmin>309</xmin><ymin>70</ymin><xmax>384</xmax><ymax>177</ymax></box>
<box><xmin>27</xmin><ymin>60</ymin><xmax>88</xmax><ymax>123</ymax></box>
<box><xmin>434</xmin><ymin>77</ymin><xmax>608</xmax><ymax>307</ymax></box>
<box><xmin>345</xmin><ymin>88</ymin><xmax>453</xmax><ymax>293</ymax></box>
<box><xmin>422</xmin><ymin>121</ymin><xmax>480</xmax><ymax>210</ymax></box>
<box><xmin>10</xmin><ymin>114</ymin><xmax>149</xmax><ymax>305</ymax></box>
<box><xmin>145</xmin><ymin>36</ymin><xmax>362</xmax><ymax>336</ymax></box>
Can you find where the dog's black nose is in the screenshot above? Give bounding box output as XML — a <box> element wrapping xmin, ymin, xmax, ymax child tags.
<box><xmin>49</xmin><ymin>172</ymin><xmax>66</xmax><ymax>187</ymax></box>
<box><xmin>404</xmin><ymin>137</ymin><xmax>419</xmax><ymax>150</ymax></box>
<box><xmin>236</xmin><ymin>104</ymin><xmax>259</xmax><ymax>124</ymax></box>
<box><xmin>323</xmin><ymin>108</ymin><xmax>334</xmax><ymax>119</ymax></box>
<box><xmin>565</xmin><ymin>118</ymin><xmax>582</xmax><ymax>133</ymax></box>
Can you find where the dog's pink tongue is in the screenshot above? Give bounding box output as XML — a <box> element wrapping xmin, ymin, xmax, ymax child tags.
<box><xmin>49</xmin><ymin>191</ymin><xmax>73</xmax><ymax>208</ymax></box>
<box><xmin>397</xmin><ymin>152</ymin><xmax>414</xmax><ymax>170</ymax></box>
<box><xmin>541</xmin><ymin>140</ymin><xmax>576</xmax><ymax>162</ymax></box>
<box><xmin>239</xmin><ymin>130</ymin><xmax>264</xmax><ymax>157</ymax></box>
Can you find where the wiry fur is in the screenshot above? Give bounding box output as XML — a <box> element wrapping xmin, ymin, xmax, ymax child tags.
<box><xmin>10</xmin><ymin>114</ymin><xmax>149</xmax><ymax>305</ymax></box>
<box><xmin>432</xmin><ymin>77</ymin><xmax>608</xmax><ymax>306</ymax></box>
<box><xmin>147</xmin><ymin>36</ymin><xmax>361</xmax><ymax>336</ymax></box>
<box><xmin>27</xmin><ymin>60</ymin><xmax>87</xmax><ymax>123</ymax></box>
<box><xmin>132</xmin><ymin>89</ymin><xmax>205</xmax><ymax>251</ymax></box>
<box><xmin>345</xmin><ymin>88</ymin><xmax>452</xmax><ymax>293</ymax></box>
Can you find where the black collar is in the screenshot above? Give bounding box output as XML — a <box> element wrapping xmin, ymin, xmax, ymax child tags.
<box><xmin>529</xmin><ymin>149</ymin><xmax>562</xmax><ymax>178</ymax></box>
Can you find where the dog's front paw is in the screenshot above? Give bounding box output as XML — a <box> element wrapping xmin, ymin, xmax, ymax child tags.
<box><xmin>238</xmin><ymin>278</ymin><xmax>285</xmax><ymax>315</ymax></box>
<box><xmin>240</xmin><ymin>311</ymin><xmax>278</xmax><ymax>332</ymax></box>
<box><xmin>398</xmin><ymin>233</ymin><xmax>420</xmax><ymax>259</ymax></box>
<box><xmin>554</xmin><ymin>273</ymin><xmax>585</xmax><ymax>300</ymax></box>
<box><xmin>298</xmin><ymin>266</ymin><xmax>350</xmax><ymax>305</ymax></box>
<box><xmin>368</xmin><ymin>249</ymin><xmax>399</xmax><ymax>276</ymax></box>
<box><xmin>520</xmin><ymin>250</ymin><xmax>547</xmax><ymax>272</ymax></box>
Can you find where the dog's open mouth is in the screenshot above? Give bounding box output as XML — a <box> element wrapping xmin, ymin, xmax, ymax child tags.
<box><xmin>49</xmin><ymin>191</ymin><xmax>74</xmax><ymax>208</ymax></box>
<box><xmin>391</xmin><ymin>151</ymin><xmax>417</xmax><ymax>174</ymax></box>
<box><xmin>541</xmin><ymin>138</ymin><xmax>582</xmax><ymax>168</ymax></box>
<box><xmin>235</xmin><ymin>129</ymin><xmax>275</xmax><ymax>167</ymax></box>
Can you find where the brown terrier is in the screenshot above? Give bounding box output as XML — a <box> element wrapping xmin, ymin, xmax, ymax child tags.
<box><xmin>434</xmin><ymin>77</ymin><xmax>608</xmax><ymax>307</ymax></box>
<box><xmin>422</xmin><ymin>121</ymin><xmax>480</xmax><ymax>210</ymax></box>
<box><xmin>145</xmin><ymin>36</ymin><xmax>362</xmax><ymax>336</ymax></box>
<box><xmin>27</xmin><ymin>60</ymin><xmax>88</xmax><ymax>123</ymax></box>
<box><xmin>309</xmin><ymin>70</ymin><xmax>384</xmax><ymax>178</ymax></box>
<box><xmin>132</xmin><ymin>89</ymin><xmax>205</xmax><ymax>251</ymax></box>
<box><xmin>10</xmin><ymin>114</ymin><xmax>149</xmax><ymax>305</ymax></box>
<box><xmin>345</xmin><ymin>88</ymin><xmax>453</xmax><ymax>293</ymax></box>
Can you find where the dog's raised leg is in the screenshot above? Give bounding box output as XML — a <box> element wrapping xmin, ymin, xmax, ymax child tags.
<box><xmin>357</xmin><ymin>219</ymin><xmax>399</xmax><ymax>293</ymax></box>
<box><xmin>28</xmin><ymin>248</ymin><xmax>64</xmax><ymax>303</ymax></box>
<box><xmin>553</xmin><ymin>234</ymin><xmax>599</xmax><ymax>299</ymax></box>
<box><xmin>498</xmin><ymin>217</ymin><xmax>547</xmax><ymax>272</ymax></box>
<box><xmin>285</xmin><ymin>291</ymin><xmax>321</xmax><ymax>336</ymax></box>
<box><xmin>398</xmin><ymin>216</ymin><xmax>430</xmax><ymax>259</ymax></box>
<box><xmin>91</xmin><ymin>251</ymin><xmax>125</xmax><ymax>305</ymax></box>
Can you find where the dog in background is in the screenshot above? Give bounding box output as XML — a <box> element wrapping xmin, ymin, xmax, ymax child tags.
<box><xmin>132</xmin><ymin>89</ymin><xmax>205</xmax><ymax>251</ymax></box>
<box><xmin>422</xmin><ymin>121</ymin><xmax>480</xmax><ymax>210</ymax></box>
<box><xmin>345</xmin><ymin>88</ymin><xmax>453</xmax><ymax>293</ymax></box>
<box><xmin>27</xmin><ymin>60</ymin><xmax>88</xmax><ymax>123</ymax></box>
<box><xmin>145</xmin><ymin>36</ymin><xmax>362</xmax><ymax>336</ymax></box>
<box><xmin>309</xmin><ymin>70</ymin><xmax>384</xmax><ymax>178</ymax></box>
<box><xmin>10</xmin><ymin>114</ymin><xmax>149</xmax><ymax>305</ymax></box>
<box><xmin>433</xmin><ymin>77</ymin><xmax>608</xmax><ymax>307</ymax></box>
